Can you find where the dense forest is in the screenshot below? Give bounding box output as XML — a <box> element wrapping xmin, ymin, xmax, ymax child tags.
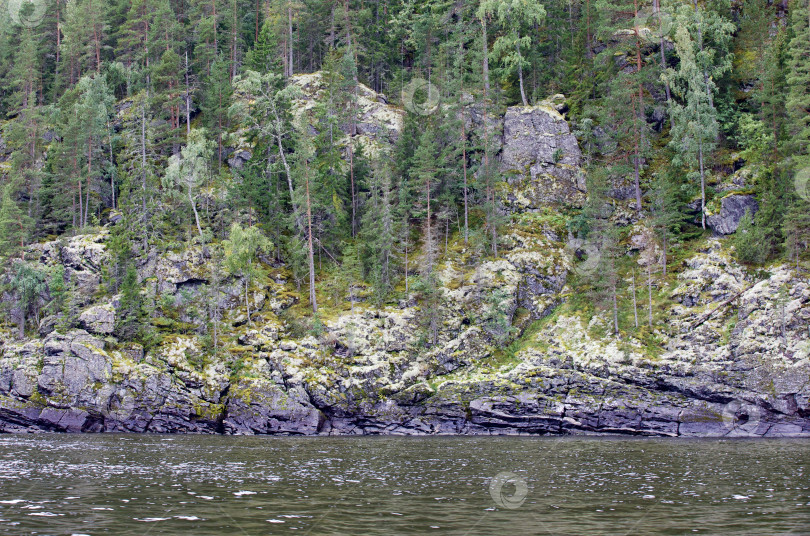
<box><xmin>0</xmin><ymin>0</ymin><xmax>809</xmax><ymax>349</ymax></box>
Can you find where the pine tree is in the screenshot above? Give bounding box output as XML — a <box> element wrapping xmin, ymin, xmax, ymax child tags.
<box><xmin>230</xmin><ymin>69</ymin><xmax>301</xmax><ymax>233</ymax></box>
<box><xmin>733</xmin><ymin>209</ymin><xmax>768</xmax><ymax>265</ymax></box>
<box><xmin>244</xmin><ymin>19</ymin><xmax>283</xmax><ymax>73</ymax></box>
<box><xmin>203</xmin><ymin>56</ymin><xmax>233</xmax><ymax>167</ymax></box>
<box><xmin>115</xmin><ymin>263</ymin><xmax>145</xmax><ymax>341</ymax></box>
<box><xmin>784</xmin><ymin>196</ymin><xmax>810</xmax><ymax>267</ymax></box>
<box><xmin>0</xmin><ymin>184</ymin><xmax>30</xmax><ymax>261</ymax></box>
<box><xmin>648</xmin><ymin>170</ymin><xmax>687</xmax><ymax>275</ymax></box>
<box><xmin>664</xmin><ymin>5</ymin><xmax>733</xmax><ymax>229</ymax></box>
<box><xmin>786</xmin><ymin>0</ymin><xmax>810</xmax><ymax>156</ymax></box>
<box><xmin>360</xmin><ymin>160</ymin><xmax>396</xmax><ymax>306</ymax></box>
<box><xmin>594</xmin><ymin>0</ymin><xmax>661</xmax><ymax>213</ymax></box>
<box><xmin>413</xmin><ymin>125</ymin><xmax>440</xmax><ymax>273</ymax></box>
<box><xmin>665</xmin><ymin>25</ymin><xmax>716</xmax><ymax>229</ymax></box>
<box><xmin>478</xmin><ymin>0</ymin><xmax>546</xmax><ymax>106</ymax></box>
<box><xmin>292</xmin><ymin>130</ymin><xmax>319</xmax><ymax>312</ymax></box>
<box><xmin>7</xmin><ymin>261</ymin><xmax>47</xmax><ymax>339</ymax></box>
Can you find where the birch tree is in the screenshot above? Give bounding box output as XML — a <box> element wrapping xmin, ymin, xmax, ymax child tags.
<box><xmin>164</xmin><ymin>128</ymin><xmax>215</xmax><ymax>243</ymax></box>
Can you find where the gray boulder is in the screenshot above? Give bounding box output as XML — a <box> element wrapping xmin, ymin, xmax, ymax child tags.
<box><xmin>38</xmin><ymin>330</ymin><xmax>111</xmax><ymax>400</ymax></box>
<box><xmin>79</xmin><ymin>304</ymin><xmax>116</xmax><ymax>335</ymax></box>
<box><xmin>499</xmin><ymin>101</ymin><xmax>586</xmax><ymax>208</ymax></box>
<box><xmin>224</xmin><ymin>378</ymin><xmax>325</xmax><ymax>435</ymax></box>
<box><xmin>707</xmin><ymin>194</ymin><xmax>759</xmax><ymax>235</ymax></box>
<box><xmin>227</xmin><ymin>149</ymin><xmax>252</xmax><ymax>169</ymax></box>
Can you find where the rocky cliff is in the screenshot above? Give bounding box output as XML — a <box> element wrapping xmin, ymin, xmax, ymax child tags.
<box><xmin>1</xmin><ymin>86</ymin><xmax>809</xmax><ymax>437</ymax></box>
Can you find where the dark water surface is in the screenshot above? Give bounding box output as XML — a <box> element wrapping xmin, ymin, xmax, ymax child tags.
<box><xmin>0</xmin><ymin>435</ymin><xmax>808</xmax><ymax>535</ymax></box>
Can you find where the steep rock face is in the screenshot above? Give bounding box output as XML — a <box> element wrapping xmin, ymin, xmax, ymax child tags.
<box><xmin>2</xmin><ymin>235</ymin><xmax>808</xmax><ymax>437</ymax></box>
<box><xmin>289</xmin><ymin>72</ymin><xmax>403</xmax><ymax>153</ymax></box>
<box><xmin>224</xmin><ymin>377</ymin><xmax>325</xmax><ymax>435</ymax></box>
<box><xmin>1</xmin><ymin>99</ymin><xmax>808</xmax><ymax>437</ymax></box>
<box><xmin>706</xmin><ymin>194</ymin><xmax>759</xmax><ymax>235</ymax></box>
<box><xmin>499</xmin><ymin>102</ymin><xmax>586</xmax><ymax>209</ymax></box>
<box><xmin>29</xmin><ymin>232</ymin><xmax>109</xmax><ymax>307</ymax></box>
<box><xmin>79</xmin><ymin>304</ymin><xmax>116</xmax><ymax>335</ymax></box>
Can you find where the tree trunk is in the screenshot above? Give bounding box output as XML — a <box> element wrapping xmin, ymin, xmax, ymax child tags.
<box><xmin>107</xmin><ymin>120</ymin><xmax>115</xmax><ymax>210</ymax></box>
<box><xmin>426</xmin><ymin>175</ymin><xmax>432</xmax><ymax>271</ymax></box>
<box><xmin>16</xmin><ymin>308</ymin><xmax>25</xmax><ymax>340</ymax></box>
<box><xmin>85</xmin><ymin>133</ymin><xmax>94</xmax><ymax>227</ymax></box>
<box><xmin>517</xmin><ymin>35</ymin><xmax>528</xmax><ymax>106</ymax></box>
<box><xmin>304</xmin><ymin>161</ymin><xmax>317</xmax><ymax>312</ymax></box>
<box><xmin>647</xmin><ymin>266</ymin><xmax>654</xmax><ymax>326</ymax></box>
<box><xmin>632</xmin><ymin>268</ymin><xmax>638</xmax><ymax>328</ymax></box>
<box><xmin>632</xmin><ymin>9</ymin><xmax>644</xmax><ymax>213</ymax></box>
<box><xmin>699</xmin><ymin>139</ymin><xmax>706</xmax><ymax>229</ymax></box>
<box><xmin>77</xmin><ymin>177</ymin><xmax>83</xmax><ymax>229</ymax></box>
<box><xmin>90</xmin><ymin>0</ymin><xmax>101</xmax><ymax>73</ymax></box>
<box><xmin>349</xmin><ymin>141</ymin><xmax>356</xmax><ymax>236</ymax></box>
<box><xmin>141</xmin><ymin>99</ymin><xmax>148</xmax><ymax>221</ymax></box>
<box><xmin>269</xmin><ymin>100</ymin><xmax>303</xmax><ymax>234</ymax></box>
<box><xmin>612</xmin><ymin>281</ymin><xmax>619</xmax><ymax>335</ymax></box>
<box><xmin>288</xmin><ymin>5</ymin><xmax>294</xmax><ymax>77</ymax></box>
<box><xmin>654</xmin><ymin>0</ymin><xmax>671</xmax><ymax>101</ymax></box>
<box><xmin>585</xmin><ymin>0</ymin><xmax>592</xmax><ymax>59</ymax></box>
<box><xmin>693</xmin><ymin>0</ymin><xmax>715</xmax><ymax>111</ymax></box>
<box><xmin>482</xmin><ymin>17</ymin><xmax>490</xmax><ymax>97</ymax></box>
<box><xmin>245</xmin><ymin>277</ymin><xmax>251</xmax><ymax>325</ymax></box>
<box><xmin>404</xmin><ymin>220</ymin><xmax>409</xmax><ymax>295</ymax></box>
<box><xmin>231</xmin><ymin>0</ymin><xmax>238</xmax><ymax>78</ymax></box>
<box><xmin>444</xmin><ymin>214</ymin><xmax>449</xmax><ymax>256</ymax></box>
<box><xmin>188</xmin><ymin>187</ymin><xmax>204</xmax><ymax>243</ymax></box>
<box><xmin>185</xmin><ymin>51</ymin><xmax>191</xmax><ymax>138</ymax></box>
<box><xmin>212</xmin><ymin>0</ymin><xmax>218</xmax><ymax>51</ymax></box>
<box><xmin>462</xmin><ymin>119</ymin><xmax>469</xmax><ymax>245</ymax></box>
<box><xmin>632</xmin><ymin>90</ymin><xmax>643</xmax><ymax>213</ymax></box>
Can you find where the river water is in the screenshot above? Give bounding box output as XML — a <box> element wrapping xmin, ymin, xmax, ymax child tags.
<box><xmin>0</xmin><ymin>435</ymin><xmax>808</xmax><ymax>535</ymax></box>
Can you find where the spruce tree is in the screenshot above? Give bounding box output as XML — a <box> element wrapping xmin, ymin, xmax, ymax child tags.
<box><xmin>0</xmin><ymin>184</ymin><xmax>30</xmax><ymax>261</ymax></box>
<box><xmin>478</xmin><ymin>0</ymin><xmax>546</xmax><ymax>106</ymax></box>
<box><xmin>115</xmin><ymin>263</ymin><xmax>145</xmax><ymax>342</ymax></box>
<box><xmin>665</xmin><ymin>25</ymin><xmax>718</xmax><ymax>230</ymax></box>
<box><xmin>786</xmin><ymin>0</ymin><xmax>810</xmax><ymax>157</ymax></box>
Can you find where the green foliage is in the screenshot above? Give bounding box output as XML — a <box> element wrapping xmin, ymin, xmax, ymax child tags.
<box><xmin>224</xmin><ymin>222</ymin><xmax>273</xmax><ymax>321</ymax></box>
<box><xmin>478</xmin><ymin>0</ymin><xmax>546</xmax><ymax>105</ymax></box>
<box><xmin>736</xmin><ymin>114</ymin><xmax>774</xmax><ymax>165</ymax></box>
<box><xmin>733</xmin><ymin>209</ymin><xmax>768</xmax><ymax>265</ymax></box>
<box><xmin>0</xmin><ymin>0</ymin><xmax>807</xmax><ymax>342</ymax></box>
<box><xmin>412</xmin><ymin>273</ymin><xmax>443</xmax><ymax>347</ymax></box>
<box><xmin>482</xmin><ymin>287</ymin><xmax>515</xmax><ymax>345</ymax></box>
<box><xmin>4</xmin><ymin>261</ymin><xmax>48</xmax><ymax>338</ymax></box>
<box><xmin>785</xmin><ymin>0</ymin><xmax>810</xmax><ymax>155</ymax></box>
<box><xmin>115</xmin><ymin>264</ymin><xmax>145</xmax><ymax>342</ymax></box>
<box><xmin>0</xmin><ymin>184</ymin><xmax>29</xmax><ymax>261</ymax></box>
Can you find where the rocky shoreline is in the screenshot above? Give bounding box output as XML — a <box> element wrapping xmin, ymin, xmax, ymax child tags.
<box><xmin>2</xmin><ymin>83</ymin><xmax>808</xmax><ymax>438</ymax></box>
<box><xmin>2</xmin><ymin>238</ymin><xmax>808</xmax><ymax>437</ymax></box>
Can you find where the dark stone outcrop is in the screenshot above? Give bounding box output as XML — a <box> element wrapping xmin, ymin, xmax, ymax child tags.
<box><xmin>499</xmin><ymin>103</ymin><xmax>586</xmax><ymax>209</ymax></box>
<box><xmin>706</xmin><ymin>194</ymin><xmax>759</xmax><ymax>235</ymax></box>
